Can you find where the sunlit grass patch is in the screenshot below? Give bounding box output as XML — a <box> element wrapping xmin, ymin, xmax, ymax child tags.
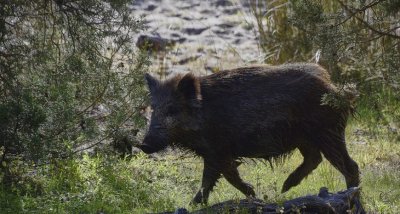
<box><xmin>2</xmin><ymin>123</ymin><xmax>398</xmax><ymax>214</ymax></box>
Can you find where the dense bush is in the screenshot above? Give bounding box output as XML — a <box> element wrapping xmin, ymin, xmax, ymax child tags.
<box><xmin>0</xmin><ymin>0</ymin><xmax>148</xmax><ymax>182</ymax></box>
<box><xmin>252</xmin><ymin>0</ymin><xmax>399</xmax><ymax>85</ymax></box>
<box><xmin>1</xmin><ymin>0</ymin><xmax>399</xmax><ymax>213</ymax></box>
<box><xmin>250</xmin><ymin>0</ymin><xmax>399</xmax><ymax>129</ymax></box>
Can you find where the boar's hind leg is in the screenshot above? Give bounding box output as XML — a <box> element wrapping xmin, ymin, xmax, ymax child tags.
<box><xmin>281</xmin><ymin>146</ymin><xmax>322</xmax><ymax>193</ymax></box>
<box><xmin>221</xmin><ymin>160</ymin><xmax>256</xmax><ymax>198</ymax></box>
<box><xmin>319</xmin><ymin>135</ymin><xmax>360</xmax><ymax>188</ymax></box>
<box><xmin>192</xmin><ymin>159</ymin><xmax>222</xmax><ymax>204</ymax></box>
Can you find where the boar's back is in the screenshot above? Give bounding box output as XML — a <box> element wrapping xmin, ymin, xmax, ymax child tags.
<box><xmin>198</xmin><ymin>63</ymin><xmax>344</xmax><ymax>158</ymax></box>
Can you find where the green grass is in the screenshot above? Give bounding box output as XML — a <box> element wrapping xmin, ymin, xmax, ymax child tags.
<box><xmin>1</xmin><ymin>87</ymin><xmax>399</xmax><ymax>213</ymax></box>
<box><xmin>1</xmin><ymin>122</ymin><xmax>398</xmax><ymax>213</ymax></box>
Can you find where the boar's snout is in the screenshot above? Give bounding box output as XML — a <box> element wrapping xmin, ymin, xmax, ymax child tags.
<box><xmin>140</xmin><ymin>134</ymin><xmax>168</xmax><ymax>154</ymax></box>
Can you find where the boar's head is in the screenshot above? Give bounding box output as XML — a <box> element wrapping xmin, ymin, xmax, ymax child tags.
<box><xmin>140</xmin><ymin>73</ymin><xmax>202</xmax><ymax>154</ymax></box>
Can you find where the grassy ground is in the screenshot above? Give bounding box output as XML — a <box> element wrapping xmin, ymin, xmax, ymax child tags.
<box><xmin>1</xmin><ymin>91</ymin><xmax>399</xmax><ymax>213</ymax></box>
<box><xmin>5</xmin><ymin>51</ymin><xmax>399</xmax><ymax>214</ymax></box>
<box><xmin>2</xmin><ymin>1</ymin><xmax>397</xmax><ymax>212</ymax></box>
<box><xmin>1</xmin><ymin>49</ymin><xmax>399</xmax><ymax>213</ymax></box>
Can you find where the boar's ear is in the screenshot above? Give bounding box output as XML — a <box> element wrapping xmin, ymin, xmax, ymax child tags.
<box><xmin>145</xmin><ymin>73</ymin><xmax>159</xmax><ymax>94</ymax></box>
<box><xmin>177</xmin><ymin>73</ymin><xmax>202</xmax><ymax>108</ymax></box>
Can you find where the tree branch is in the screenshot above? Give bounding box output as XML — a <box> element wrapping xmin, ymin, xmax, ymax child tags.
<box><xmin>337</xmin><ymin>0</ymin><xmax>400</xmax><ymax>39</ymax></box>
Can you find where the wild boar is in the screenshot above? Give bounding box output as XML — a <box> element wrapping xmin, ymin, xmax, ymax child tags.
<box><xmin>140</xmin><ymin>63</ymin><xmax>360</xmax><ymax>204</ymax></box>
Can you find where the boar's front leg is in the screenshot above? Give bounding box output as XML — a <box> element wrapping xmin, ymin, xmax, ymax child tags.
<box><xmin>221</xmin><ymin>160</ymin><xmax>256</xmax><ymax>198</ymax></box>
<box><xmin>191</xmin><ymin>159</ymin><xmax>222</xmax><ymax>204</ymax></box>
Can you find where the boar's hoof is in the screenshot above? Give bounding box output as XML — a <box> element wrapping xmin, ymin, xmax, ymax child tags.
<box><xmin>191</xmin><ymin>191</ymin><xmax>207</xmax><ymax>205</ymax></box>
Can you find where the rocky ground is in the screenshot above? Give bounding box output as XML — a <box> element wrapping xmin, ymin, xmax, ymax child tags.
<box><xmin>130</xmin><ymin>0</ymin><xmax>264</xmax><ymax>77</ymax></box>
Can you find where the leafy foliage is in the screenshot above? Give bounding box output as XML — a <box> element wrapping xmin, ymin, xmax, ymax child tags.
<box><xmin>0</xmin><ymin>0</ymin><xmax>148</xmax><ymax>179</ymax></box>
<box><xmin>252</xmin><ymin>0</ymin><xmax>400</xmax><ymax>85</ymax></box>
<box><xmin>0</xmin><ymin>0</ymin><xmax>399</xmax><ymax>213</ymax></box>
<box><xmin>251</xmin><ymin>0</ymin><xmax>400</xmax><ymax>127</ymax></box>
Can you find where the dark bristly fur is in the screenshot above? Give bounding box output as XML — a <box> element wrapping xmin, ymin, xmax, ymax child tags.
<box><xmin>140</xmin><ymin>63</ymin><xmax>360</xmax><ymax>204</ymax></box>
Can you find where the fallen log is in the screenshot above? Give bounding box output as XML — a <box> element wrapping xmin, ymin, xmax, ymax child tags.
<box><xmin>156</xmin><ymin>187</ymin><xmax>365</xmax><ymax>214</ymax></box>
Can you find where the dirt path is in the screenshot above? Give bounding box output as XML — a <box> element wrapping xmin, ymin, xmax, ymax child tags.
<box><xmin>130</xmin><ymin>0</ymin><xmax>263</xmax><ymax>76</ymax></box>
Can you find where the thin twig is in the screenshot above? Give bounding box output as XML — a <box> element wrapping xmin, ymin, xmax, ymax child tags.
<box><xmin>337</xmin><ymin>0</ymin><xmax>400</xmax><ymax>39</ymax></box>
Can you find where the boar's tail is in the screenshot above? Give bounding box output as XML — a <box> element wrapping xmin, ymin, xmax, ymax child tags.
<box><xmin>340</xmin><ymin>84</ymin><xmax>358</xmax><ymax>117</ymax></box>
